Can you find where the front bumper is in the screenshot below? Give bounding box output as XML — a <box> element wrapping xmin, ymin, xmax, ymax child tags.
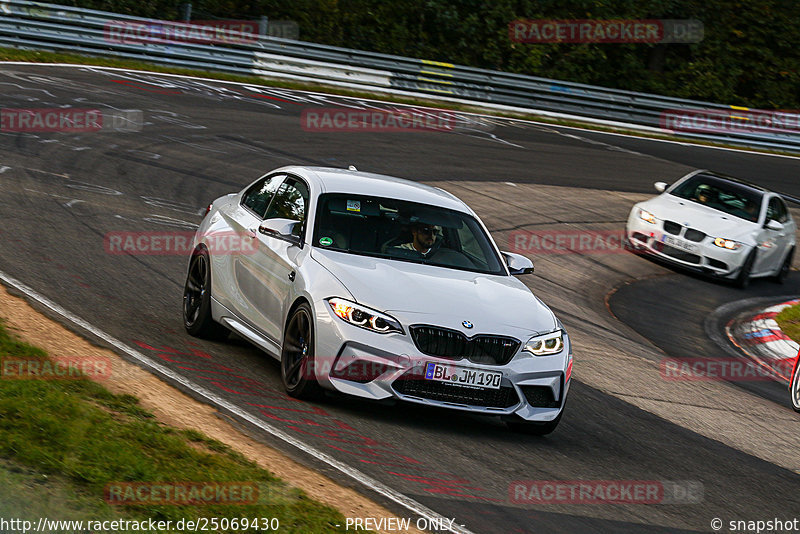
<box><xmin>313</xmin><ymin>300</ymin><xmax>571</xmax><ymax>422</ymax></box>
<box><xmin>626</xmin><ymin>213</ymin><xmax>750</xmax><ymax>279</ymax></box>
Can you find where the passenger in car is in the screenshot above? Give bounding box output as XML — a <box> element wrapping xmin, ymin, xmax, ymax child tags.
<box><xmin>742</xmin><ymin>200</ymin><xmax>759</xmax><ymax>220</ymax></box>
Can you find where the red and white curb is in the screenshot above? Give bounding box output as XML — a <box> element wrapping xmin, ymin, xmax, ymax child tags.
<box><xmin>726</xmin><ymin>299</ymin><xmax>800</xmax><ymax>383</ymax></box>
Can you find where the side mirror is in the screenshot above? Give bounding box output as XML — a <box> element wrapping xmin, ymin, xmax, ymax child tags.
<box><xmin>765</xmin><ymin>219</ymin><xmax>784</xmax><ymax>232</ymax></box>
<box><xmin>501</xmin><ymin>251</ymin><xmax>534</xmax><ymax>275</ymax></box>
<box><xmin>259</xmin><ymin>218</ymin><xmax>302</xmax><ymax>246</ymax></box>
<box><xmin>654</xmin><ymin>182</ymin><xmax>668</xmax><ymax>193</ymax></box>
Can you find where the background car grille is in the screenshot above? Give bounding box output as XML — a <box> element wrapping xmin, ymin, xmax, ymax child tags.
<box><xmin>410</xmin><ymin>326</ymin><xmax>520</xmax><ymax>365</ymax></box>
<box><xmin>393</xmin><ymin>371</ymin><xmax>519</xmax><ymax>408</ymax></box>
<box><xmin>662</xmin><ymin>222</ymin><xmax>706</xmax><ymax>243</ymax></box>
<box><xmin>652</xmin><ymin>241</ymin><xmax>701</xmax><ymax>264</ymax></box>
<box><xmin>663</xmin><ymin>220</ymin><xmax>682</xmax><ymax>235</ymax></box>
<box><xmin>684</xmin><ymin>228</ymin><xmax>706</xmax><ymax>242</ymax></box>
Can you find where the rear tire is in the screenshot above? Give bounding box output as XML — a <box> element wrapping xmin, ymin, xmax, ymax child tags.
<box><xmin>734</xmin><ymin>250</ymin><xmax>756</xmax><ymax>289</ymax></box>
<box><xmin>281</xmin><ymin>303</ymin><xmax>323</xmax><ymax>399</ymax></box>
<box><xmin>772</xmin><ymin>247</ymin><xmax>794</xmax><ymax>284</ymax></box>
<box><xmin>183</xmin><ymin>248</ymin><xmax>229</xmax><ymax>340</ymax></box>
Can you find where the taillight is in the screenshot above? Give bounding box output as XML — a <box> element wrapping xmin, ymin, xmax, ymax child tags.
<box><xmin>205</xmin><ymin>203</ymin><xmax>213</xmax><ymax>216</ymax></box>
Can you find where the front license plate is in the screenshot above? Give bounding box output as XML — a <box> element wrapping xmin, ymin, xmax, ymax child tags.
<box><xmin>662</xmin><ymin>235</ymin><xmax>698</xmax><ymax>252</ymax></box>
<box><xmin>424</xmin><ymin>362</ymin><xmax>502</xmax><ymax>389</ymax></box>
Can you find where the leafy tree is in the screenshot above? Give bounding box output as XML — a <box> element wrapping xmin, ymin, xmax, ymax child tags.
<box><xmin>50</xmin><ymin>0</ymin><xmax>800</xmax><ymax>108</ymax></box>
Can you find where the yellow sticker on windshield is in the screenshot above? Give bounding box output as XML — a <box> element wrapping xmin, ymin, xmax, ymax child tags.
<box><xmin>346</xmin><ymin>200</ymin><xmax>361</xmax><ymax>212</ymax></box>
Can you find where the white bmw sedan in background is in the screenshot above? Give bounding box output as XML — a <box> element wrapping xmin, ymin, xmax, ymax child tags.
<box><xmin>626</xmin><ymin>170</ymin><xmax>795</xmax><ymax>288</ymax></box>
<box><xmin>182</xmin><ymin>166</ymin><xmax>572</xmax><ymax>434</ymax></box>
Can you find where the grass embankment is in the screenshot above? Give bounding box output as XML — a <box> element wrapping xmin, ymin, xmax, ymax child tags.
<box><xmin>0</xmin><ymin>319</ymin><xmax>363</xmax><ymax>532</ymax></box>
<box><xmin>775</xmin><ymin>304</ymin><xmax>800</xmax><ymax>344</ymax></box>
<box><xmin>0</xmin><ymin>46</ymin><xmax>792</xmax><ymax>157</ymax></box>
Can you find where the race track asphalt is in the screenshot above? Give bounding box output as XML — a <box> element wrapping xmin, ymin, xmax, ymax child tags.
<box><xmin>1</xmin><ymin>65</ymin><xmax>799</xmax><ymax>533</ymax></box>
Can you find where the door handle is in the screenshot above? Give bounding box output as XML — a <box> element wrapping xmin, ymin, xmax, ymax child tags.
<box><xmin>247</xmin><ymin>228</ymin><xmax>257</xmax><ymax>238</ymax></box>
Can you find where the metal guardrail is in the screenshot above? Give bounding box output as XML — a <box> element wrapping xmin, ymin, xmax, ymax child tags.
<box><xmin>1</xmin><ymin>0</ymin><xmax>799</xmax><ymax>153</ymax></box>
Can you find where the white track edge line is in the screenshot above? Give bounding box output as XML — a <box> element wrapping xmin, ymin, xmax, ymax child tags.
<box><xmin>2</xmin><ymin>61</ymin><xmax>799</xmax><ymax>161</ymax></box>
<box><xmin>0</xmin><ymin>268</ymin><xmax>475</xmax><ymax>534</ymax></box>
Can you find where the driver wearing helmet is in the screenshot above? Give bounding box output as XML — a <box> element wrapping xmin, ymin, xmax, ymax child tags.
<box><xmin>694</xmin><ymin>185</ymin><xmax>716</xmax><ymax>205</ymax></box>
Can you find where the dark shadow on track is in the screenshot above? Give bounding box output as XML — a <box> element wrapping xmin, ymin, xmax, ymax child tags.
<box><xmin>608</xmin><ymin>269</ymin><xmax>799</xmax><ymax>408</ymax></box>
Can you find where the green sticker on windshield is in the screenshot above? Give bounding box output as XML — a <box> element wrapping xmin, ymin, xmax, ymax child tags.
<box><xmin>319</xmin><ymin>237</ymin><xmax>333</xmax><ymax>246</ymax></box>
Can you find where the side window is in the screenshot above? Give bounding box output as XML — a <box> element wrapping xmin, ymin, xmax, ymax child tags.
<box><xmin>767</xmin><ymin>197</ymin><xmax>789</xmax><ymax>223</ymax></box>
<box><xmin>264</xmin><ymin>177</ymin><xmax>309</xmax><ymax>236</ymax></box>
<box><xmin>456</xmin><ymin>223</ymin><xmax>482</xmax><ymax>259</ymax></box>
<box><xmin>242</xmin><ymin>174</ymin><xmax>282</xmax><ymax>218</ymax></box>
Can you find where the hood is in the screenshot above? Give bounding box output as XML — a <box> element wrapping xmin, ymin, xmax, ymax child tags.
<box><xmin>643</xmin><ymin>194</ymin><xmax>758</xmax><ymax>240</ymax></box>
<box><xmin>311</xmin><ymin>248</ymin><xmax>557</xmax><ymax>335</ymax></box>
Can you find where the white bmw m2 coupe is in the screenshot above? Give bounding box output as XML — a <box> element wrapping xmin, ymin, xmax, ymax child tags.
<box><xmin>182</xmin><ymin>166</ymin><xmax>572</xmax><ymax>434</ymax></box>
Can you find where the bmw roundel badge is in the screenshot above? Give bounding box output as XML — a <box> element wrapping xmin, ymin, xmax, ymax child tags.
<box><xmin>462</xmin><ymin>320</ymin><xmax>473</xmax><ymax>329</ymax></box>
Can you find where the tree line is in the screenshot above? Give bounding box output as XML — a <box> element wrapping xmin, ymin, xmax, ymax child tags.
<box><xmin>54</xmin><ymin>0</ymin><xmax>799</xmax><ymax>109</ymax></box>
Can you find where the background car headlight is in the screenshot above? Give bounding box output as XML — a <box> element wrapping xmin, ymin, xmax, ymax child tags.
<box><xmin>523</xmin><ymin>330</ymin><xmax>564</xmax><ymax>356</ymax></box>
<box><xmin>327</xmin><ymin>298</ymin><xmax>403</xmax><ymax>334</ymax></box>
<box><xmin>638</xmin><ymin>209</ymin><xmax>657</xmax><ymax>224</ymax></box>
<box><xmin>713</xmin><ymin>237</ymin><xmax>742</xmax><ymax>250</ymax></box>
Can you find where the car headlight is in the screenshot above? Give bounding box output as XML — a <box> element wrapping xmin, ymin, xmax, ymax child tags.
<box><xmin>523</xmin><ymin>330</ymin><xmax>564</xmax><ymax>356</ymax></box>
<box><xmin>713</xmin><ymin>237</ymin><xmax>742</xmax><ymax>250</ymax></box>
<box><xmin>638</xmin><ymin>209</ymin><xmax>657</xmax><ymax>224</ymax></box>
<box><xmin>327</xmin><ymin>298</ymin><xmax>403</xmax><ymax>334</ymax></box>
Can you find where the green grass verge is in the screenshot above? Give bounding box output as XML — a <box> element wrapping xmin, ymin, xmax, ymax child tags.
<box><xmin>0</xmin><ymin>319</ymin><xmax>366</xmax><ymax>533</ymax></box>
<box><xmin>775</xmin><ymin>303</ymin><xmax>800</xmax><ymax>344</ymax></box>
<box><xmin>1</xmin><ymin>46</ymin><xmax>795</xmax><ymax>157</ymax></box>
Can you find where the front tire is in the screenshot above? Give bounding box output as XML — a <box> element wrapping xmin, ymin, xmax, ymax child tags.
<box><xmin>183</xmin><ymin>248</ymin><xmax>229</xmax><ymax>340</ymax></box>
<box><xmin>772</xmin><ymin>247</ymin><xmax>794</xmax><ymax>284</ymax></box>
<box><xmin>281</xmin><ymin>303</ymin><xmax>323</xmax><ymax>399</ymax></box>
<box><xmin>734</xmin><ymin>249</ymin><xmax>756</xmax><ymax>289</ymax></box>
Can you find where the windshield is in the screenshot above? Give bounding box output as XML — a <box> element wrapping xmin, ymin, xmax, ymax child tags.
<box><xmin>312</xmin><ymin>193</ymin><xmax>505</xmax><ymax>275</ymax></box>
<box><xmin>668</xmin><ymin>174</ymin><xmax>763</xmax><ymax>223</ymax></box>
